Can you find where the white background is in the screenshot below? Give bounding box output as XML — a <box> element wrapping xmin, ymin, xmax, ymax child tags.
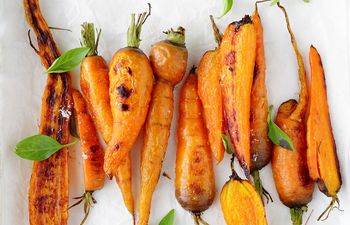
<box><xmin>1</xmin><ymin>0</ymin><xmax>350</xmax><ymax>224</ymax></box>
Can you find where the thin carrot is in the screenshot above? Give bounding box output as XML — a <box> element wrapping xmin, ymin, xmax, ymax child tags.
<box><xmin>24</xmin><ymin>0</ymin><xmax>72</xmax><ymax>224</ymax></box>
<box><xmin>72</xmin><ymin>89</ymin><xmax>105</xmax><ymax>224</ymax></box>
<box><xmin>79</xmin><ymin>23</ymin><xmax>135</xmax><ymax>217</ymax></box>
<box><xmin>138</xmin><ymin>27</ymin><xmax>188</xmax><ymax>225</ymax></box>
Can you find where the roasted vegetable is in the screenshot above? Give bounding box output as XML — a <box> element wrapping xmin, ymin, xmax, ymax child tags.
<box><xmin>72</xmin><ymin>90</ymin><xmax>105</xmax><ymax>224</ymax></box>
<box><xmin>104</xmin><ymin>5</ymin><xmax>153</xmax><ymax>177</ymax></box>
<box><xmin>307</xmin><ymin>45</ymin><xmax>342</xmax><ymax>220</ymax></box>
<box><xmin>24</xmin><ymin>0</ymin><xmax>72</xmax><ymax>224</ymax></box>
<box><xmin>197</xmin><ymin>16</ymin><xmax>224</xmax><ymax>162</ymax></box>
<box><xmin>220</xmin><ymin>172</ymin><xmax>268</xmax><ymax>225</ymax></box>
<box><xmin>272</xmin><ymin>4</ymin><xmax>314</xmax><ymax>225</ymax></box>
<box><xmin>138</xmin><ymin>27</ymin><xmax>188</xmax><ymax>225</ymax></box>
<box><xmin>175</xmin><ymin>69</ymin><xmax>215</xmax><ymax>223</ymax></box>
<box><xmin>220</xmin><ymin>15</ymin><xmax>257</xmax><ymax>176</ymax></box>
<box><xmin>79</xmin><ymin>23</ymin><xmax>134</xmax><ymax>217</ymax></box>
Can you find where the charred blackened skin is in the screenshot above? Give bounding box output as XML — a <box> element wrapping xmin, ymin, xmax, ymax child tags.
<box><xmin>117</xmin><ymin>85</ymin><xmax>132</xmax><ymax>98</ymax></box>
<box><xmin>231</xmin><ymin>15</ymin><xmax>252</xmax><ymax>32</ymax></box>
<box><xmin>90</xmin><ymin>145</ymin><xmax>99</xmax><ymax>153</ymax></box>
<box><xmin>126</xmin><ymin>67</ymin><xmax>133</xmax><ymax>75</ymax></box>
<box><xmin>113</xmin><ymin>144</ymin><xmax>120</xmax><ymax>151</ymax></box>
<box><xmin>119</xmin><ymin>103</ymin><xmax>129</xmax><ymax>111</ymax></box>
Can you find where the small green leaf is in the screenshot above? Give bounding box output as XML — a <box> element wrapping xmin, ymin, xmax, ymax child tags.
<box><xmin>221</xmin><ymin>134</ymin><xmax>233</xmax><ymax>154</ymax></box>
<box><xmin>15</xmin><ymin>134</ymin><xmax>78</xmax><ymax>161</ymax></box>
<box><xmin>270</xmin><ymin>0</ymin><xmax>280</xmax><ymax>6</ymax></box>
<box><xmin>159</xmin><ymin>209</ymin><xmax>175</xmax><ymax>225</ymax></box>
<box><xmin>218</xmin><ymin>0</ymin><xmax>234</xmax><ymax>19</ymax></box>
<box><xmin>267</xmin><ymin>105</ymin><xmax>294</xmax><ymax>150</ymax></box>
<box><xmin>46</xmin><ymin>47</ymin><xmax>90</xmax><ymax>73</ymax></box>
<box><xmin>70</xmin><ymin>112</ymin><xmax>80</xmax><ymax>138</ymax></box>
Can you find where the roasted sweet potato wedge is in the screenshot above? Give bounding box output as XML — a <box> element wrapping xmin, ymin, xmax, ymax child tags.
<box><xmin>307</xmin><ymin>46</ymin><xmax>341</xmax><ymax>198</ymax></box>
<box><xmin>220</xmin><ymin>15</ymin><xmax>257</xmax><ymax>176</ymax></box>
<box><xmin>220</xmin><ymin>177</ymin><xmax>267</xmax><ymax>225</ymax></box>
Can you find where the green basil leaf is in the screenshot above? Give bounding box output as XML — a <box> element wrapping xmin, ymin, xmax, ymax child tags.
<box><xmin>267</xmin><ymin>105</ymin><xmax>294</xmax><ymax>150</ymax></box>
<box><xmin>270</xmin><ymin>0</ymin><xmax>280</xmax><ymax>5</ymax></box>
<box><xmin>15</xmin><ymin>134</ymin><xmax>78</xmax><ymax>161</ymax></box>
<box><xmin>159</xmin><ymin>209</ymin><xmax>175</xmax><ymax>225</ymax></box>
<box><xmin>218</xmin><ymin>0</ymin><xmax>234</xmax><ymax>19</ymax></box>
<box><xmin>221</xmin><ymin>134</ymin><xmax>233</xmax><ymax>154</ymax></box>
<box><xmin>46</xmin><ymin>47</ymin><xmax>90</xmax><ymax>73</ymax></box>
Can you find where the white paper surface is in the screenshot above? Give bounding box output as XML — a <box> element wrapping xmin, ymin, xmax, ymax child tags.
<box><xmin>1</xmin><ymin>0</ymin><xmax>350</xmax><ymax>224</ymax></box>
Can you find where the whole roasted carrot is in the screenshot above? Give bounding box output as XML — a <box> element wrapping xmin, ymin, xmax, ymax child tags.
<box><xmin>307</xmin><ymin>46</ymin><xmax>342</xmax><ymax>220</ymax></box>
<box><xmin>72</xmin><ymin>90</ymin><xmax>105</xmax><ymax>224</ymax></box>
<box><xmin>220</xmin><ymin>15</ymin><xmax>257</xmax><ymax>177</ymax></box>
<box><xmin>272</xmin><ymin>4</ymin><xmax>314</xmax><ymax>225</ymax></box>
<box><xmin>24</xmin><ymin>0</ymin><xmax>72</xmax><ymax>224</ymax></box>
<box><xmin>104</xmin><ymin>5</ymin><xmax>153</xmax><ymax>177</ymax></box>
<box><xmin>175</xmin><ymin>69</ymin><xmax>215</xmax><ymax>224</ymax></box>
<box><xmin>197</xmin><ymin>16</ymin><xmax>224</xmax><ymax>162</ymax></box>
<box><xmin>138</xmin><ymin>27</ymin><xmax>188</xmax><ymax>225</ymax></box>
<box><xmin>250</xmin><ymin>5</ymin><xmax>272</xmax><ymax>201</ymax></box>
<box><xmin>79</xmin><ymin>23</ymin><xmax>135</xmax><ymax>217</ymax></box>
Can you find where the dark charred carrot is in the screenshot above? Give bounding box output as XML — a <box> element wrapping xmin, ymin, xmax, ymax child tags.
<box><xmin>24</xmin><ymin>0</ymin><xmax>72</xmax><ymax>224</ymax></box>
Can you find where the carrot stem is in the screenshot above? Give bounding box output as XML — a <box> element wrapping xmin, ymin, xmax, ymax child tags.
<box><xmin>68</xmin><ymin>191</ymin><xmax>96</xmax><ymax>225</ymax></box>
<box><xmin>251</xmin><ymin>170</ymin><xmax>273</xmax><ymax>204</ymax></box>
<box><xmin>290</xmin><ymin>206</ymin><xmax>307</xmax><ymax>225</ymax></box>
<box><xmin>81</xmin><ymin>22</ymin><xmax>101</xmax><ymax>56</ymax></box>
<box><xmin>318</xmin><ymin>195</ymin><xmax>342</xmax><ymax>221</ymax></box>
<box><xmin>164</xmin><ymin>26</ymin><xmax>186</xmax><ymax>46</ymax></box>
<box><xmin>209</xmin><ymin>15</ymin><xmax>222</xmax><ymax>47</ymax></box>
<box><xmin>127</xmin><ymin>3</ymin><xmax>151</xmax><ymax>48</ymax></box>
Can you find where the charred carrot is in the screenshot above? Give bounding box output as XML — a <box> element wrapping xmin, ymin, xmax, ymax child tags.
<box><xmin>104</xmin><ymin>5</ymin><xmax>153</xmax><ymax>178</ymax></box>
<box><xmin>24</xmin><ymin>0</ymin><xmax>72</xmax><ymax>224</ymax></box>
<box><xmin>71</xmin><ymin>90</ymin><xmax>105</xmax><ymax>224</ymax></box>
<box><xmin>220</xmin><ymin>15</ymin><xmax>257</xmax><ymax>177</ymax></box>
<box><xmin>138</xmin><ymin>27</ymin><xmax>188</xmax><ymax>225</ymax></box>
<box><xmin>197</xmin><ymin>16</ymin><xmax>224</xmax><ymax>162</ymax></box>
<box><xmin>250</xmin><ymin>5</ymin><xmax>272</xmax><ymax>201</ymax></box>
<box><xmin>79</xmin><ymin>23</ymin><xmax>135</xmax><ymax>217</ymax></box>
<box><xmin>272</xmin><ymin>4</ymin><xmax>314</xmax><ymax>225</ymax></box>
<box><xmin>175</xmin><ymin>69</ymin><xmax>215</xmax><ymax>224</ymax></box>
<box><xmin>307</xmin><ymin>46</ymin><xmax>342</xmax><ymax>220</ymax></box>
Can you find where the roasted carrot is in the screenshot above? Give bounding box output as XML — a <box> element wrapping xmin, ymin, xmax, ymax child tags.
<box><xmin>79</xmin><ymin>23</ymin><xmax>135</xmax><ymax>217</ymax></box>
<box><xmin>307</xmin><ymin>46</ymin><xmax>342</xmax><ymax>220</ymax></box>
<box><xmin>104</xmin><ymin>5</ymin><xmax>153</xmax><ymax>178</ymax></box>
<box><xmin>175</xmin><ymin>69</ymin><xmax>215</xmax><ymax>224</ymax></box>
<box><xmin>71</xmin><ymin>90</ymin><xmax>105</xmax><ymax>224</ymax></box>
<box><xmin>221</xmin><ymin>170</ymin><xmax>268</xmax><ymax>225</ymax></box>
<box><xmin>197</xmin><ymin>16</ymin><xmax>224</xmax><ymax>162</ymax></box>
<box><xmin>138</xmin><ymin>27</ymin><xmax>188</xmax><ymax>225</ymax></box>
<box><xmin>24</xmin><ymin>0</ymin><xmax>72</xmax><ymax>224</ymax></box>
<box><xmin>250</xmin><ymin>5</ymin><xmax>272</xmax><ymax>201</ymax></box>
<box><xmin>220</xmin><ymin>15</ymin><xmax>257</xmax><ymax>177</ymax></box>
<box><xmin>272</xmin><ymin>4</ymin><xmax>314</xmax><ymax>225</ymax></box>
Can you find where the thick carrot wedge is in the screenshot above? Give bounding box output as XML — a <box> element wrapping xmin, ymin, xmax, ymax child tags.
<box><xmin>250</xmin><ymin>7</ymin><xmax>271</xmax><ymax>172</ymax></box>
<box><xmin>104</xmin><ymin>7</ymin><xmax>153</xmax><ymax>178</ymax></box>
<box><xmin>197</xmin><ymin>16</ymin><xmax>224</xmax><ymax>162</ymax></box>
<box><xmin>307</xmin><ymin>46</ymin><xmax>342</xmax><ymax>219</ymax></box>
<box><xmin>138</xmin><ymin>27</ymin><xmax>187</xmax><ymax>225</ymax></box>
<box><xmin>175</xmin><ymin>69</ymin><xmax>215</xmax><ymax>223</ymax></box>
<box><xmin>24</xmin><ymin>0</ymin><xmax>72</xmax><ymax>224</ymax></box>
<box><xmin>79</xmin><ymin>23</ymin><xmax>134</xmax><ymax>217</ymax></box>
<box><xmin>220</xmin><ymin>15</ymin><xmax>257</xmax><ymax>176</ymax></box>
<box><xmin>72</xmin><ymin>90</ymin><xmax>105</xmax><ymax>191</ymax></box>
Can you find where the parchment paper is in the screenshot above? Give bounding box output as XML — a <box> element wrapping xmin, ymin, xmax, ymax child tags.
<box><xmin>1</xmin><ymin>0</ymin><xmax>350</xmax><ymax>224</ymax></box>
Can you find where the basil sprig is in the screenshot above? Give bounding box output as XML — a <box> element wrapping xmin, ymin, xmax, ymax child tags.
<box><xmin>159</xmin><ymin>209</ymin><xmax>175</xmax><ymax>225</ymax></box>
<box><xmin>46</xmin><ymin>47</ymin><xmax>90</xmax><ymax>73</ymax></box>
<box><xmin>218</xmin><ymin>0</ymin><xmax>233</xmax><ymax>18</ymax></box>
<box><xmin>221</xmin><ymin>133</ymin><xmax>233</xmax><ymax>154</ymax></box>
<box><xmin>15</xmin><ymin>134</ymin><xmax>78</xmax><ymax>161</ymax></box>
<box><xmin>267</xmin><ymin>105</ymin><xmax>294</xmax><ymax>150</ymax></box>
